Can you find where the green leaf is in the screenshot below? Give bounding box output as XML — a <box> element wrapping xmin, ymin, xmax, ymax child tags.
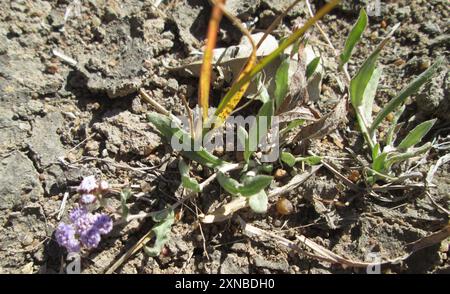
<box><xmin>249</xmin><ymin>100</ymin><xmax>274</xmax><ymax>151</ymax></box>
<box><xmin>217</xmin><ymin>171</ymin><xmax>241</xmax><ymax>196</ymax></box>
<box><xmin>120</xmin><ymin>189</ymin><xmax>131</xmax><ymax>219</ymax></box>
<box><xmin>217</xmin><ymin>172</ymin><xmax>272</xmax><ymax>197</ymax></box>
<box><xmin>240</xmin><ymin>175</ymin><xmax>273</xmax><ymax>197</ymax></box>
<box><xmin>350</xmin><ymin>23</ymin><xmax>400</xmax><ymax>110</ymax></box>
<box><xmin>372</xmin><ymin>152</ymin><xmax>388</xmax><ymax>173</ymax></box>
<box><xmin>372</xmin><ymin>143</ymin><xmax>381</xmax><ymax>161</ymax></box>
<box><xmin>178</xmin><ymin>159</ymin><xmax>201</xmax><ymax>192</ymax></box>
<box><xmin>147</xmin><ymin>112</ymin><xmax>179</xmax><ymax>140</ymax></box>
<box><xmin>148</xmin><ymin>112</ymin><xmax>228</xmax><ymax>168</ymax></box>
<box><xmin>182</xmin><ymin>148</ymin><xmax>225</xmax><ymax>169</ymax></box>
<box><xmin>274</xmin><ymin>58</ymin><xmax>290</xmax><ymax>110</ymax></box>
<box><xmin>340</xmin><ymin>9</ymin><xmax>368</xmax><ymax>67</ymax></box>
<box><xmin>371</xmin><ymin>57</ymin><xmax>444</xmax><ymax>132</ymax></box>
<box><xmin>254</xmin><ymin>74</ymin><xmax>270</xmax><ymax>103</ymax></box>
<box><xmin>237</xmin><ymin>126</ymin><xmax>251</xmax><ymax>163</ymax></box>
<box><xmin>361</xmin><ymin>67</ymin><xmax>382</xmax><ymax>124</ymax></box>
<box><xmin>303</xmin><ymin>156</ymin><xmax>322</xmax><ymax>165</ymax></box>
<box><xmin>281</xmin><ymin>152</ymin><xmax>297</xmax><ymax>167</ymax></box>
<box><xmin>397</xmin><ymin>119</ymin><xmax>437</xmax><ymax>150</ymax></box>
<box><xmin>306</xmin><ymin>56</ymin><xmax>321</xmax><ymax>79</ymax></box>
<box><xmin>280</xmin><ymin>119</ymin><xmax>305</xmax><ymax>135</ymax></box>
<box><xmin>144</xmin><ymin>209</ymin><xmax>175</xmax><ymax>257</ymax></box>
<box><xmin>350</xmin><ymin>49</ymin><xmax>380</xmax><ymax>109</ymax></box>
<box><xmin>386</xmin><ymin>105</ymin><xmax>405</xmax><ymax>146</ymax></box>
<box><xmin>248</xmin><ymin>190</ymin><xmax>268</xmax><ymax>214</ymax></box>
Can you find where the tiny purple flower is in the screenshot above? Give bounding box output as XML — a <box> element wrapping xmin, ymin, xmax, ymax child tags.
<box><xmin>77</xmin><ymin>175</ymin><xmax>98</xmax><ymax>193</ymax></box>
<box><xmin>74</xmin><ymin>213</ymin><xmax>96</xmax><ymax>236</ymax></box>
<box><xmin>93</xmin><ymin>214</ymin><xmax>113</xmax><ymax>235</ymax></box>
<box><xmin>55</xmin><ymin>223</ymin><xmax>81</xmax><ymax>253</ymax></box>
<box><xmin>69</xmin><ymin>206</ymin><xmax>88</xmax><ymax>222</ymax></box>
<box><xmin>80</xmin><ymin>193</ymin><xmax>96</xmax><ymax>204</ymax></box>
<box><xmin>80</xmin><ymin>228</ymin><xmax>101</xmax><ymax>249</ymax></box>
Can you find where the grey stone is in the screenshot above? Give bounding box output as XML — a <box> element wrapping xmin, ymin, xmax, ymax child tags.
<box><xmin>220</xmin><ymin>253</ymin><xmax>249</xmax><ymax>274</ymax></box>
<box><xmin>0</xmin><ymin>151</ymin><xmax>43</xmax><ymax>211</ymax></box>
<box><xmin>416</xmin><ymin>70</ymin><xmax>449</xmax><ymax>121</ymax></box>
<box><xmin>29</xmin><ymin>112</ymin><xmax>66</xmax><ymax>168</ymax></box>
<box><xmin>93</xmin><ymin>110</ymin><xmax>161</xmax><ymax>156</ymax></box>
<box><xmin>252</xmin><ymin>255</ymin><xmax>289</xmax><ymax>272</ymax></box>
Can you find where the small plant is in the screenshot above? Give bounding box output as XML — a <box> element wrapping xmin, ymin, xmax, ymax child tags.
<box><xmin>342</xmin><ymin>9</ymin><xmax>444</xmax><ymax>184</ymax></box>
<box><xmin>139</xmin><ymin>0</ymin><xmax>340</xmax><ymax>256</ymax></box>
<box><xmin>55</xmin><ymin>176</ymin><xmax>113</xmax><ymax>253</ymax></box>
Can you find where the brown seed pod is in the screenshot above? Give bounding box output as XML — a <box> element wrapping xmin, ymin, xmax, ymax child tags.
<box><xmin>276</xmin><ymin>198</ymin><xmax>294</xmax><ymax>215</ymax></box>
<box><xmin>274</xmin><ymin>168</ymin><xmax>287</xmax><ymax>180</ymax></box>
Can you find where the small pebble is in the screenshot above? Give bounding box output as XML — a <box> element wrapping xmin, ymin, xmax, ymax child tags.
<box><xmin>274</xmin><ymin>168</ymin><xmax>287</xmax><ymax>180</ymax></box>
<box><xmin>276</xmin><ymin>198</ymin><xmax>294</xmax><ymax>216</ymax></box>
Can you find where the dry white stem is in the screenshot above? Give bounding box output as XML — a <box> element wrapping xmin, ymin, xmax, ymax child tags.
<box><xmin>52</xmin><ymin>49</ymin><xmax>77</xmax><ymax>67</ymax></box>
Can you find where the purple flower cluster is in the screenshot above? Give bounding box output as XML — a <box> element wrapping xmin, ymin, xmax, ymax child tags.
<box><xmin>77</xmin><ymin>176</ymin><xmax>109</xmax><ymax>205</ymax></box>
<box><xmin>55</xmin><ymin>206</ymin><xmax>113</xmax><ymax>252</ymax></box>
<box><xmin>55</xmin><ymin>176</ymin><xmax>112</xmax><ymax>253</ymax></box>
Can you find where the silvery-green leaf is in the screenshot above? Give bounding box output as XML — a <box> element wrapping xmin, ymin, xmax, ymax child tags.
<box><xmin>144</xmin><ymin>209</ymin><xmax>174</xmax><ymax>257</ymax></box>
<box><xmin>274</xmin><ymin>58</ymin><xmax>290</xmax><ymax>110</ymax></box>
<box><xmin>178</xmin><ymin>159</ymin><xmax>200</xmax><ymax>192</ymax></box>
<box><xmin>371</xmin><ymin>57</ymin><xmax>443</xmax><ymax>132</ymax></box>
<box><xmin>217</xmin><ymin>171</ymin><xmax>241</xmax><ymax>196</ymax></box>
<box><xmin>303</xmin><ymin>156</ymin><xmax>322</xmax><ymax>165</ymax></box>
<box><xmin>237</xmin><ymin>126</ymin><xmax>251</xmax><ymax>163</ymax></box>
<box><xmin>240</xmin><ymin>175</ymin><xmax>273</xmax><ymax>197</ymax></box>
<box><xmin>306</xmin><ymin>56</ymin><xmax>321</xmax><ymax>80</ymax></box>
<box><xmin>397</xmin><ymin>119</ymin><xmax>437</xmax><ymax>150</ymax></box>
<box><xmin>350</xmin><ymin>23</ymin><xmax>400</xmax><ymax>111</ymax></box>
<box><xmin>248</xmin><ymin>190</ymin><xmax>268</xmax><ymax>214</ymax></box>
<box><xmin>361</xmin><ymin>67</ymin><xmax>382</xmax><ymax>124</ymax></box>
<box><xmin>281</xmin><ymin>152</ymin><xmax>297</xmax><ymax>167</ymax></box>
<box><xmin>340</xmin><ymin>9</ymin><xmax>368</xmax><ymax>67</ymax></box>
<box><xmin>120</xmin><ymin>189</ymin><xmax>131</xmax><ymax>219</ymax></box>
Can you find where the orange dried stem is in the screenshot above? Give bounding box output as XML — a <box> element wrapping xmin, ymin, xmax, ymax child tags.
<box><xmin>199</xmin><ymin>0</ymin><xmax>226</xmax><ymax>124</ymax></box>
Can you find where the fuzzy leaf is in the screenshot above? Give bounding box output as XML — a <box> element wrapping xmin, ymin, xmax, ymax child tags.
<box><xmin>237</xmin><ymin>126</ymin><xmax>251</xmax><ymax>163</ymax></box>
<box><xmin>280</xmin><ymin>119</ymin><xmax>305</xmax><ymax>135</ymax></box>
<box><xmin>303</xmin><ymin>156</ymin><xmax>322</xmax><ymax>165</ymax></box>
<box><xmin>371</xmin><ymin>57</ymin><xmax>444</xmax><ymax>132</ymax></box>
<box><xmin>248</xmin><ymin>190</ymin><xmax>268</xmax><ymax>214</ymax></box>
<box><xmin>361</xmin><ymin>67</ymin><xmax>382</xmax><ymax>124</ymax></box>
<box><xmin>217</xmin><ymin>171</ymin><xmax>241</xmax><ymax>196</ymax></box>
<box><xmin>274</xmin><ymin>58</ymin><xmax>290</xmax><ymax>110</ymax></box>
<box><xmin>217</xmin><ymin>172</ymin><xmax>272</xmax><ymax>197</ymax></box>
<box><xmin>340</xmin><ymin>9</ymin><xmax>368</xmax><ymax>67</ymax></box>
<box><xmin>397</xmin><ymin>119</ymin><xmax>437</xmax><ymax>150</ymax></box>
<box><xmin>281</xmin><ymin>152</ymin><xmax>297</xmax><ymax>167</ymax></box>
<box><xmin>306</xmin><ymin>56</ymin><xmax>321</xmax><ymax>79</ymax></box>
<box><xmin>120</xmin><ymin>189</ymin><xmax>131</xmax><ymax>219</ymax></box>
<box><xmin>240</xmin><ymin>175</ymin><xmax>273</xmax><ymax>197</ymax></box>
<box><xmin>350</xmin><ymin>23</ymin><xmax>400</xmax><ymax>111</ymax></box>
<box><xmin>178</xmin><ymin>159</ymin><xmax>201</xmax><ymax>192</ymax></box>
<box><xmin>144</xmin><ymin>209</ymin><xmax>175</xmax><ymax>257</ymax></box>
<box><xmin>372</xmin><ymin>152</ymin><xmax>388</xmax><ymax>173</ymax></box>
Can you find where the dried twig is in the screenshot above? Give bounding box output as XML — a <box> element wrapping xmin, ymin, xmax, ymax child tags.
<box><xmin>237</xmin><ymin>216</ymin><xmax>450</xmax><ymax>269</ymax></box>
